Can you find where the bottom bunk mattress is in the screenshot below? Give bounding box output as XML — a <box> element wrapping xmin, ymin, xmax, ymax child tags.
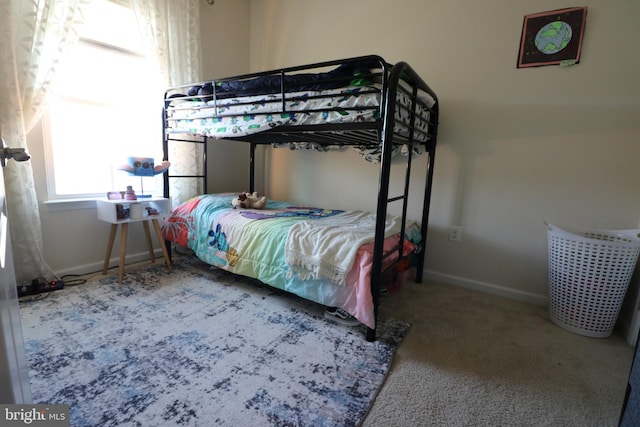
<box><xmin>161</xmin><ymin>193</ymin><xmax>420</xmax><ymax>328</ymax></box>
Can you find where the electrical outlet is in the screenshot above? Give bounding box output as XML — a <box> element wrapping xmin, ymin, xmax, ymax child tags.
<box><xmin>448</xmin><ymin>226</ymin><xmax>462</xmax><ymax>242</ymax></box>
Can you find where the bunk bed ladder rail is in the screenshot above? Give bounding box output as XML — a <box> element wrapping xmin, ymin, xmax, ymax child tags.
<box><xmin>162</xmin><ymin>134</ymin><xmax>208</xmax><ymax>200</ymax></box>
<box><xmin>367</xmin><ymin>62</ymin><xmax>438</xmax><ymax>342</ymax></box>
<box><xmin>418</xmin><ymin>103</ymin><xmax>438</xmax><ymax>283</ymax></box>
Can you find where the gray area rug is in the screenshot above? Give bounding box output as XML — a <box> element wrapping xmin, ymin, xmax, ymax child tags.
<box><xmin>20</xmin><ymin>256</ymin><xmax>409</xmax><ymax>426</ymax></box>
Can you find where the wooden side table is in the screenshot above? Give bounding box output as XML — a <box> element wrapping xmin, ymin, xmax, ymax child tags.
<box><xmin>96</xmin><ymin>197</ymin><xmax>172</xmax><ymax>283</ymax></box>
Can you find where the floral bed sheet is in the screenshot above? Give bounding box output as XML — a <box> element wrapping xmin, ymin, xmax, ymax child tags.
<box><xmin>165</xmin><ymin>85</ymin><xmax>434</xmax><ymax>162</ymax></box>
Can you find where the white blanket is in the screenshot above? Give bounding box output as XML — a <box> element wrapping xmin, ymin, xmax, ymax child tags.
<box><xmin>284</xmin><ymin>210</ymin><xmax>402</xmax><ymax>284</ymax></box>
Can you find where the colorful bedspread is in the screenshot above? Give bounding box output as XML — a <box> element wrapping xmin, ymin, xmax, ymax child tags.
<box><xmin>161</xmin><ymin>193</ymin><xmax>419</xmax><ymax>328</ymax></box>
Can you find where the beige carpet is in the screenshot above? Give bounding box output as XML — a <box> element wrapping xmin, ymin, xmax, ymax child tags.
<box><xmin>363</xmin><ymin>279</ymin><xmax>634</xmax><ymax>427</ymax></box>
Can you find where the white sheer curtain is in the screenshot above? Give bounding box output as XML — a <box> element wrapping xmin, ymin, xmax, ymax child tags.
<box><xmin>0</xmin><ymin>0</ymin><xmax>90</xmax><ymax>285</ymax></box>
<box><xmin>131</xmin><ymin>0</ymin><xmax>203</xmax><ymax>207</ymax></box>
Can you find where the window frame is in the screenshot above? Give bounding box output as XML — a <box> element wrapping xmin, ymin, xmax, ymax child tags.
<box><xmin>42</xmin><ymin>0</ymin><xmax>164</xmax><ymax>203</ymax></box>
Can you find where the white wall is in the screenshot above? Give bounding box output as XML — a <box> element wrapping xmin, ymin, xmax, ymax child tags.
<box><xmin>200</xmin><ymin>0</ymin><xmax>256</xmax><ymax>194</ymax></box>
<box><xmin>248</xmin><ymin>0</ymin><xmax>640</xmax><ymax>324</ymax></box>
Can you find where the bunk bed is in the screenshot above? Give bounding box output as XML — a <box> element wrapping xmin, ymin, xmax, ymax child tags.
<box><xmin>161</xmin><ymin>55</ymin><xmax>439</xmax><ymax>341</ymax></box>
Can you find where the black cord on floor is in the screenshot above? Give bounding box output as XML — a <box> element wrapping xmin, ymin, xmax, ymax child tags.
<box><xmin>59</xmin><ymin>274</ymin><xmax>88</xmax><ymax>287</ymax></box>
<box><xmin>20</xmin><ymin>257</ymin><xmax>168</xmax><ymax>303</ymax></box>
<box><xmin>19</xmin><ymin>293</ymin><xmax>50</xmax><ymax>303</ymax></box>
<box><xmin>19</xmin><ymin>273</ymin><xmax>91</xmax><ymax>304</ymax></box>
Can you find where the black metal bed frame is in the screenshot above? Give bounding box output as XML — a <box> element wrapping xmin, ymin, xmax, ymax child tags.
<box><xmin>162</xmin><ymin>55</ymin><xmax>439</xmax><ymax>341</ymax></box>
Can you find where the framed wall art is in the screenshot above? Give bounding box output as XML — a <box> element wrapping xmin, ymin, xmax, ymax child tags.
<box><xmin>517</xmin><ymin>7</ymin><xmax>587</xmax><ymax>68</ymax></box>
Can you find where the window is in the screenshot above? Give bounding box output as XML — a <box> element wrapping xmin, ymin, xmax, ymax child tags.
<box><xmin>44</xmin><ymin>0</ymin><xmax>164</xmax><ymax>199</ymax></box>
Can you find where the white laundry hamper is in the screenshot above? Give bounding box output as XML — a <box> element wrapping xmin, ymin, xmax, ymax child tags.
<box><xmin>546</xmin><ymin>222</ymin><xmax>640</xmax><ymax>338</ymax></box>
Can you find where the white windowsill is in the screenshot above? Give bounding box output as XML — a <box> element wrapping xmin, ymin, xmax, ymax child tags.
<box><xmin>43</xmin><ymin>198</ymin><xmax>98</xmax><ymax>212</ymax></box>
<box><xmin>43</xmin><ymin>193</ymin><xmax>165</xmax><ymax>212</ymax></box>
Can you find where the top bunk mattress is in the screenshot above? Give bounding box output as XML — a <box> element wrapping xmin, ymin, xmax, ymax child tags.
<box><xmin>165</xmin><ymin>84</ymin><xmax>432</xmax><ymax>141</ymax></box>
<box><xmin>163</xmin><ymin>56</ymin><xmax>437</xmax><ymax>152</ymax></box>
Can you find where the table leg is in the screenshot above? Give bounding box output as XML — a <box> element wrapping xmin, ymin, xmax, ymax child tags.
<box><xmin>142</xmin><ymin>221</ymin><xmax>155</xmax><ymax>263</ymax></box>
<box><xmin>118</xmin><ymin>223</ymin><xmax>129</xmax><ymax>284</ymax></box>
<box><xmin>103</xmin><ymin>224</ymin><xmax>118</xmax><ymax>274</ymax></box>
<box><xmin>152</xmin><ymin>219</ymin><xmax>172</xmax><ymax>271</ymax></box>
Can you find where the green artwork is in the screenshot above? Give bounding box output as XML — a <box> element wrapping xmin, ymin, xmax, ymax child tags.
<box><xmin>535</xmin><ymin>21</ymin><xmax>572</xmax><ymax>55</ymax></box>
<box><xmin>517</xmin><ymin>7</ymin><xmax>587</xmax><ymax>68</ymax></box>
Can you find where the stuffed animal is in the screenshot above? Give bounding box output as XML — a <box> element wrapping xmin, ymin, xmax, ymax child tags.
<box><xmin>231</xmin><ymin>192</ymin><xmax>267</xmax><ymax>209</ymax></box>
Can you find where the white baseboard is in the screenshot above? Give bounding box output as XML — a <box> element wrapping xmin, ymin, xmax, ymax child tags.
<box><xmin>53</xmin><ymin>249</ymin><xmax>166</xmax><ymax>279</ymax></box>
<box><xmin>423</xmin><ymin>270</ymin><xmax>549</xmax><ymax>307</ymax></box>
